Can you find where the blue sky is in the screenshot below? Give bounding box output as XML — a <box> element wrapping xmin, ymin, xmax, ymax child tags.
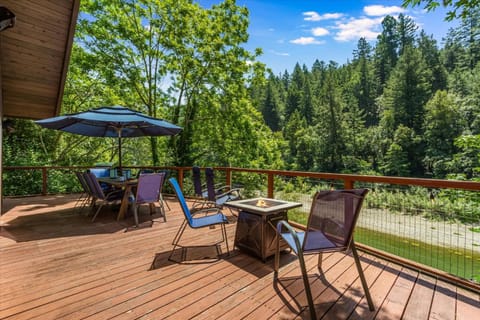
<box><xmin>197</xmin><ymin>0</ymin><xmax>460</xmax><ymax>75</ymax></box>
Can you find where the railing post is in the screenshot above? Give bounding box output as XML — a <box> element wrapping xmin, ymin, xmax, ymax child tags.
<box><xmin>226</xmin><ymin>167</ymin><xmax>232</xmax><ymax>188</ymax></box>
<box><xmin>267</xmin><ymin>172</ymin><xmax>274</xmax><ymax>198</ymax></box>
<box><xmin>344</xmin><ymin>179</ymin><xmax>354</xmax><ymax>189</ymax></box>
<box><xmin>42</xmin><ymin>167</ymin><xmax>48</xmax><ymax>195</ymax></box>
<box><xmin>178</xmin><ymin>168</ymin><xmax>184</xmax><ymax>191</ymax></box>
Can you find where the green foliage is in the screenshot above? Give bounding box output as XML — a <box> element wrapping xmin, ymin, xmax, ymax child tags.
<box><xmin>402</xmin><ymin>0</ymin><xmax>480</xmax><ymax>21</ymax></box>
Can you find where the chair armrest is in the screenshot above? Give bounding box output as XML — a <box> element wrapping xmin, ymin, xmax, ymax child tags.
<box><xmin>105</xmin><ymin>189</ymin><xmax>124</xmax><ymax>197</ymax></box>
<box><xmin>276</xmin><ymin>220</ymin><xmax>302</xmax><ymax>253</ymax></box>
<box><xmin>215</xmin><ymin>187</ymin><xmax>241</xmax><ymax>200</ymax></box>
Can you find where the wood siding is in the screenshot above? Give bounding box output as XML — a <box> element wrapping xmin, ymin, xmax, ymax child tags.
<box><xmin>0</xmin><ymin>0</ymin><xmax>79</xmax><ymax>119</ymax></box>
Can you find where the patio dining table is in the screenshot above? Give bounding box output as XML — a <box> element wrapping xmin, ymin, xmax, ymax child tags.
<box><xmin>97</xmin><ymin>177</ymin><xmax>137</xmax><ymax>221</ymax></box>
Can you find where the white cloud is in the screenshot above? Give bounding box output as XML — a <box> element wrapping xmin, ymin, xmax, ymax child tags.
<box><xmin>290</xmin><ymin>37</ymin><xmax>325</xmax><ymax>45</ymax></box>
<box><xmin>364</xmin><ymin>5</ymin><xmax>405</xmax><ymax>16</ymax></box>
<box><xmin>303</xmin><ymin>11</ymin><xmax>343</xmax><ymax>21</ymax></box>
<box><xmin>334</xmin><ymin>17</ymin><xmax>383</xmax><ymax>42</ymax></box>
<box><xmin>270</xmin><ymin>50</ymin><xmax>290</xmax><ymax>56</ymax></box>
<box><xmin>312</xmin><ymin>27</ymin><xmax>329</xmax><ymax>37</ymax></box>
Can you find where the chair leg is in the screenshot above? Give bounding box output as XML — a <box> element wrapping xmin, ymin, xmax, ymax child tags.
<box><xmin>221</xmin><ymin>224</ymin><xmax>229</xmax><ymax>255</ymax></box>
<box><xmin>274</xmin><ymin>233</ymin><xmax>281</xmax><ymax>274</ymax></box>
<box><xmin>351</xmin><ymin>242</ymin><xmax>375</xmax><ymax>311</ymax></box>
<box><xmin>133</xmin><ymin>205</ymin><xmax>139</xmax><ymax>227</ymax></box>
<box><xmin>160</xmin><ymin>193</ymin><xmax>171</xmax><ymax>211</ymax></box>
<box><xmin>91</xmin><ymin>203</ymin><xmax>104</xmax><ymax>222</ymax></box>
<box><xmin>317</xmin><ymin>252</ymin><xmax>323</xmax><ymax>271</ymax></box>
<box><xmin>158</xmin><ymin>199</ymin><xmax>167</xmax><ymax>222</ymax></box>
<box><xmin>168</xmin><ymin>221</ymin><xmax>188</xmax><ymax>261</ymax></box>
<box><xmin>298</xmin><ymin>252</ymin><xmax>317</xmax><ymax>320</ymax></box>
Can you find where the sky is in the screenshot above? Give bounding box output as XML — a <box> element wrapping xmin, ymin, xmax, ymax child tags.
<box><xmin>197</xmin><ymin>0</ymin><xmax>460</xmax><ymax>75</ymax></box>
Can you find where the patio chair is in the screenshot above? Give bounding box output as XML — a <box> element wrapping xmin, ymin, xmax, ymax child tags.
<box><xmin>84</xmin><ymin>171</ymin><xmax>125</xmax><ymax>222</ymax></box>
<box><xmin>274</xmin><ymin>189</ymin><xmax>374</xmax><ymax>319</ymax></box>
<box><xmin>131</xmin><ymin>172</ymin><xmax>167</xmax><ymax>227</ymax></box>
<box><xmin>157</xmin><ymin>169</ymin><xmax>171</xmax><ymax>211</ymax></box>
<box><xmin>74</xmin><ymin>171</ymin><xmax>91</xmax><ymax>213</ymax></box>
<box><xmin>168</xmin><ymin>177</ymin><xmax>230</xmax><ymax>261</ymax></box>
<box><xmin>87</xmin><ymin>167</ymin><xmax>114</xmax><ymax>193</ymax></box>
<box><xmin>205</xmin><ymin>167</ymin><xmax>241</xmax><ymax>208</ymax></box>
<box><xmin>190</xmin><ymin>166</ymin><xmax>207</xmax><ymax>210</ymax></box>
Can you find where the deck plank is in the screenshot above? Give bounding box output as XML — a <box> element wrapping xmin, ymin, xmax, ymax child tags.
<box><xmin>403</xmin><ymin>272</ymin><xmax>437</xmax><ymax>320</ymax></box>
<box><xmin>429</xmin><ymin>279</ymin><xmax>457</xmax><ymax>320</ymax></box>
<box><xmin>0</xmin><ymin>195</ymin><xmax>478</xmax><ymax>320</ymax></box>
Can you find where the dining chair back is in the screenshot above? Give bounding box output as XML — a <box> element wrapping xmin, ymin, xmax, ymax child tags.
<box><xmin>192</xmin><ymin>166</ymin><xmax>203</xmax><ymax>197</ymax></box>
<box><xmin>131</xmin><ymin>172</ymin><xmax>167</xmax><ymax>227</ymax></box>
<box><xmin>274</xmin><ymin>189</ymin><xmax>374</xmax><ymax>319</ymax></box>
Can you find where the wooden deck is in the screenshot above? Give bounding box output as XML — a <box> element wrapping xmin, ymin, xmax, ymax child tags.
<box><xmin>0</xmin><ymin>194</ymin><xmax>479</xmax><ymax>319</ymax></box>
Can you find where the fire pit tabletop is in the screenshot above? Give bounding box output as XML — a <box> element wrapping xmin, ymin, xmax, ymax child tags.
<box><xmin>224</xmin><ymin>197</ymin><xmax>302</xmax><ymax>215</ymax></box>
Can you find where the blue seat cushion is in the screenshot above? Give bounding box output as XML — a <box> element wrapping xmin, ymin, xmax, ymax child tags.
<box><xmin>190</xmin><ymin>213</ymin><xmax>227</xmax><ymax>228</ymax></box>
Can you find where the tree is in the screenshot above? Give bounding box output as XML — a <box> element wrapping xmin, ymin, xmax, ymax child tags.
<box><xmin>380</xmin><ymin>46</ymin><xmax>432</xmax><ymax>134</ymax></box>
<box><xmin>402</xmin><ymin>0</ymin><xmax>480</xmax><ymax>21</ymax></box>
<box><xmin>261</xmin><ymin>76</ymin><xmax>283</xmax><ymax>131</ymax></box>
<box><xmin>396</xmin><ymin>14</ymin><xmax>418</xmax><ymax>56</ymax></box>
<box><xmin>423</xmin><ymin>91</ymin><xmax>462</xmax><ymax>177</ymax></box>
<box><xmin>316</xmin><ymin>62</ymin><xmax>346</xmax><ymax>172</ymax></box>
<box><xmin>379</xmin><ymin>46</ymin><xmax>432</xmax><ymax>175</ymax></box>
<box><xmin>77</xmin><ymin>0</ymin><xmax>180</xmax><ymax>165</ymax></box>
<box><xmin>418</xmin><ymin>31</ymin><xmax>447</xmax><ymax>92</ymax></box>
<box><xmin>374</xmin><ymin>16</ymin><xmax>399</xmax><ymax>91</ymax></box>
<box><xmin>352</xmin><ymin>38</ymin><xmax>378</xmax><ymax>126</ymax></box>
<box><xmin>285</xmin><ymin>63</ymin><xmax>304</xmax><ymax>120</ymax></box>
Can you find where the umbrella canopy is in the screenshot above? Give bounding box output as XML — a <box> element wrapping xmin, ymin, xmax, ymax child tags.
<box><xmin>35</xmin><ymin>105</ymin><xmax>182</xmax><ymax>169</ymax></box>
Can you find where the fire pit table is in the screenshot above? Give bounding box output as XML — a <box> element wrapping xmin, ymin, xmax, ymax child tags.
<box><xmin>224</xmin><ymin>198</ymin><xmax>302</xmax><ymax>262</ymax></box>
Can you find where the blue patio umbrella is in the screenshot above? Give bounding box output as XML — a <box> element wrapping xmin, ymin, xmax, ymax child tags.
<box><xmin>35</xmin><ymin>105</ymin><xmax>182</xmax><ymax>170</ymax></box>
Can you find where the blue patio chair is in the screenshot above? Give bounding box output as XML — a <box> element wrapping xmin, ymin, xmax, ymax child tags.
<box><xmin>84</xmin><ymin>171</ymin><xmax>125</xmax><ymax>222</ymax></box>
<box><xmin>205</xmin><ymin>167</ymin><xmax>241</xmax><ymax>208</ymax></box>
<box><xmin>274</xmin><ymin>189</ymin><xmax>374</xmax><ymax>320</ymax></box>
<box><xmin>168</xmin><ymin>177</ymin><xmax>230</xmax><ymax>261</ymax></box>
<box><xmin>131</xmin><ymin>172</ymin><xmax>167</xmax><ymax>227</ymax></box>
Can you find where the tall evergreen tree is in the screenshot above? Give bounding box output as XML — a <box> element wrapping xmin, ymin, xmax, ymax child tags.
<box><xmin>374</xmin><ymin>15</ymin><xmax>399</xmax><ymax>91</ymax></box>
<box><xmin>352</xmin><ymin>38</ymin><xmax>378</xmax><ymax>126</ymax></box>
<box><xmin>379</xmin><ymin>46</ymin><xmax>432</xmax><ymax>175</ymax></box>
<box><xmin>396</xmin><ymin>14</ymin><xmax>418</xmax><ymax>56</ymax></box>
<box><xmin>261</xmin><ymin>76</ymin><xmax>283</xmax><ymax>131</ymax></box>
<box><xmin>423</xmin><ymin>91</ymin><xmax>462</xmax><ymax>177</ymax></box>
<box><xmin>418</xmin><ymin>31</ymin><xmax>448</xmax><ymax>92</ymax></box>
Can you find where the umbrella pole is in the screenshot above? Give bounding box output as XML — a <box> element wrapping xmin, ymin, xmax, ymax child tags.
<box><xmin>117</xmin><ymin>129</ymin><xmax>122</xmax><ymax>175</ymax></box>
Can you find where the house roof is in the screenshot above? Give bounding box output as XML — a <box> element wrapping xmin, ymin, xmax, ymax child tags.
<box><xmin>0</xmin><ymin>0</ymin><xmax>80</xmax><ymax>120</ymax></box>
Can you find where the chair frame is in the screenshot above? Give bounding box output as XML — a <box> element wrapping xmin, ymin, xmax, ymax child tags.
<box><xmin>83</xmin><ymin>172</ymin><xmax>124</xmax><ymax>222</ymax></box>
<box><xmin>274</xmin><ymin>189</ymin><xmax>374</xmax><ymax>319</ymax></box>
<box><xmin>74</xmin><ymin>171</ymin><xmax>91</xmax><ymax>213</ymax></box>
<box><xmin>168</xmin><ymin>177</ymin><xmax>230</xmax><ymax>262</ymax></box>
<box><xmin>205</xmin><ymin>167</ymin><xmax>241</xmax><ymax>209</ymax></box>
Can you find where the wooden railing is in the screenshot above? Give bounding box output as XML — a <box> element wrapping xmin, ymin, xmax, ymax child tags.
<box><xmin>4</xmin><ymin>165</ymin><xmax>480</xmax><ymax>195</ymax></box>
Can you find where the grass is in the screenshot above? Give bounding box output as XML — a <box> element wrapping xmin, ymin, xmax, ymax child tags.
<box><xmin>355</xmin><ymin>227</ymin><xmax>480</xmax><ymax>283</ymax></box>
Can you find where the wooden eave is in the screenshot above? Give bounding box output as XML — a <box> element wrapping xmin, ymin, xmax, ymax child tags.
<box><xmin>0</xmin><ymin>0</ymin><xmax>80</xmax><ymax>120</ymax></box>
